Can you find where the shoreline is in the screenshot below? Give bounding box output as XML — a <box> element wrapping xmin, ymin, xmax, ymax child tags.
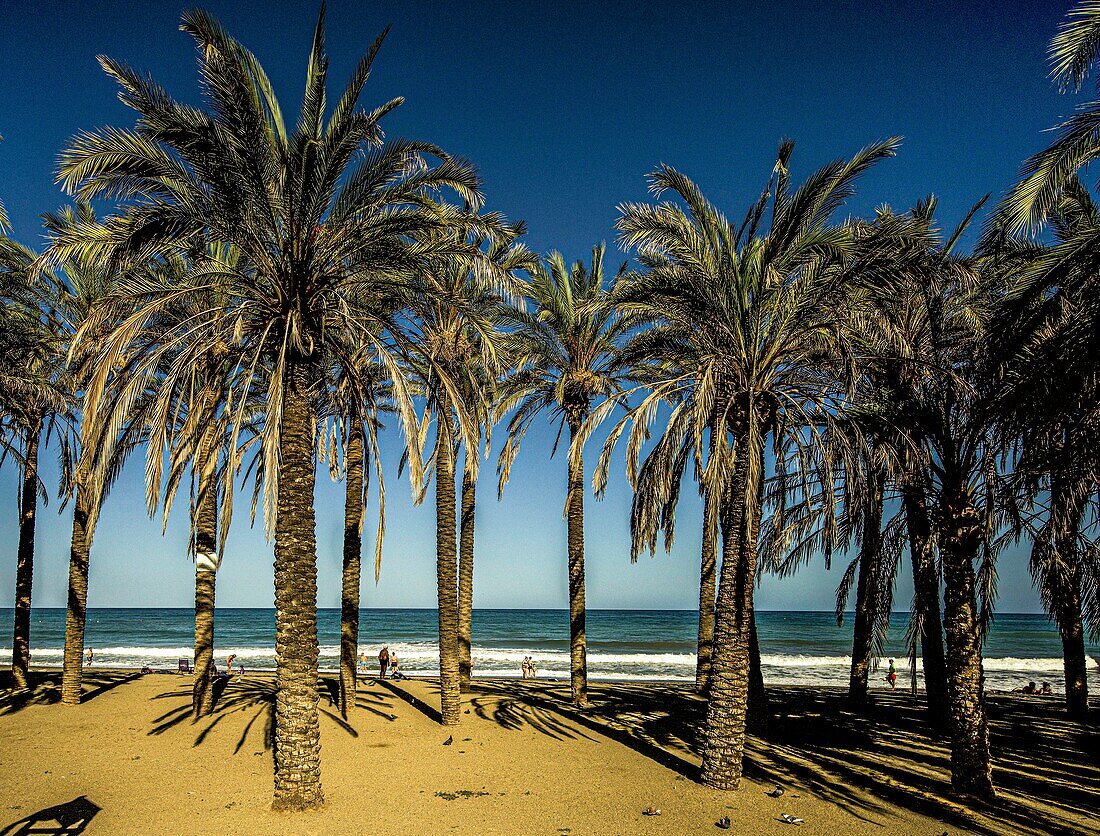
<box><xmin>17</xmin><ymin>664</ymin><xmax>1089</xmax><ymax>697</ymax></box>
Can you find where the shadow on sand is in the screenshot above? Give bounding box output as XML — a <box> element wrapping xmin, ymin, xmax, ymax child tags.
<box><xmin>0</xmin><ymin>795</ymin><xmax>101</xmax><ymax>835</ymax></box>
<box><xmin>145</xmin><ymin>673</ymin><xmax>399</xmax><ymax>753</ymax></box>
<box><xmin>0</xmin><ymin>671</ymin><xmax>142</xmax><ymax>716</ymax></box>
<box><xmin>386</xmin><ymin>678</ymin><xmax>1097</xmax><ymax>835</ymax></box>
<box><xmin>582</xmin><ymin>683</ymin><xmax>1098</xmax><ymax>836</ymax></box>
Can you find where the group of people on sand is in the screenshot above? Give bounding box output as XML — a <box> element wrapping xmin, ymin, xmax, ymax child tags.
<box><xmin>362</xmin><ymin>646</ymin><xmax>406</xmax><ymax>680</ymax></box>
<box><xmin>521</xmin><ymin>656</ymin><xmax>538</xmax><ymax>679</ymax></box>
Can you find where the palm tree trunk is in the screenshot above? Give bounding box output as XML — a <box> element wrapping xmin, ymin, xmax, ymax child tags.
<box><xmin>192</xmin><ymin>435</ymin><xmax>219</xmax><ymax>719</ymax></box>
<box><xmin>271</xmin><ymin>367</ymin><xmax>323</xmax><ymax>811</ymax></box>
<box><xmin>566</xmin><ymin>416</ymin><xmax>588</xmax><ymax>707</ymax></box>
<box><xmin>1055</xmin><ymin>570</ymin><xmax>1089</xmax><ymax>720</ymax></box>
<box><xmin>339</xmin><ymin>421</ymin><xmax>365</xmax><ymax>718</ymax></box>
<box><xmin>1050</xmin><ymin>517</ymin><xmax>1089</xmax><ymax>720</ymax></box>
<box><xmin>939</xmin><ymin>498</ymin><xmax>995</xmax><ymax>800</ymax></box>
<box><xmin>695</xmin><ymin>484</ymin><xmax>717</xmax><ymax>694</ymax></box>
<box><xmin>701</xmin><ymin>425</ymin><xmax>763</xmax><ymax>790</ymax></box>
<box><xmin>60</xmin><ymin>484</ymin><xmax>91</xmax><ymax>706</ymax></box>
<box><xmin>11</xmin><ymin>421</ymin><xmax>41</xmax><ymax>689</ymax></box>
<box><xmin>458</xmin><ymin>464</ymin><xmax>475</xmax><ymax>692</ymax></box>
<box><xmin>848</xmin><ymin>475</ymin><xmax>884</xmax><ymax>707</ymax></box>
<box><xmin>746</xmin><ymin>606</ymin><xmax>769</xmax><ymax>728</ymax></box>
<box><xmin>902</xmin><ymin>478</ymin><xmax>948</xmax><ymax>721</ymax></box>
<box><xmin>435</xmin><ymin>404</ymin><xmax>461</xmax><ymax>725</ymax></box>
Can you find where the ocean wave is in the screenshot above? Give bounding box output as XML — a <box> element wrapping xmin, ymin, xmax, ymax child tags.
<box><xmin>2</xmin><ymin>645</ymin><xmax>1094</xmax><ymax>675</ymax></box>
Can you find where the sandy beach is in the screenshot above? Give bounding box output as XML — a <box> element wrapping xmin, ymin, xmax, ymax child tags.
<box><xmin>0</xmin><ymin>671</ymin><xmax>1094</xmax><ymax>835</ymax></box>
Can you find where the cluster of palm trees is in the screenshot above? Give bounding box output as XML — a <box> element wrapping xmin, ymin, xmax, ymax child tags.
<box><xmin>2</xmin><ymin>1</ymin><xmax>1098</xmax><ymax>814</ymax></box>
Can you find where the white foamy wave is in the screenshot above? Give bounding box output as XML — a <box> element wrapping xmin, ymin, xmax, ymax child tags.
<box><xmin>2</xmin><ymin>645</ymin><xmax>1095</xmax><ymax>691</ymax></box>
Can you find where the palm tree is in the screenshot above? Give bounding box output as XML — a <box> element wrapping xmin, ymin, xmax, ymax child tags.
<box><xmin>990</xmin><ymin>181</ymin><xmax>1100</xmax><ymax>719</ymax></box>
<box><xmin>497</xmin><ymin>245</ymin><xmax>631</xmax><ymax>708</ymax></box>
<box><xmin>1001</xmin><ymin>0</ymin><xmax>1100</xmax><ymax>234</ymax></box>
<box><xmin>592</xmin><ymin>139</ymin><xmax>898</xmax><ymax>789</ymax></box>
<box><xmin>31</xmin><ymin>204</ymin><xmax>136</xmax><ymax>707</ymax></box>
<box><xmin>53</xmin><ymin>8</ymin><xmax>482</xmax><ymax>808</ymax></box>
<box><xmin>0</xmin><ymin>237</ymin><xmax>68</xmax><ymax>689</ymax></box>
<box><xmin>402</xmin><ymin>228</ymin><xmax>531</xmax><ymax>723</ymax></box>
<box><xmin>865</xmin><ymin>215</ymin><xmax>1004</xmax><ymax>799</ymax></box>
<box><xmin>328</xmin><ymin>354</ymin><xmax>390</xmax><ymax>717</ymax></box>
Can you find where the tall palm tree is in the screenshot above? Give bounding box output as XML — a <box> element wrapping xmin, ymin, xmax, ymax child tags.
<box><xmin>327</xmin><ymin>354</ymin><xmax>390</xmax><ymax>718</ymax></box>
<box><xmin>862</xmin><ymin>215</ymin><xmax>1004</xmax><ymax>799</ymax></box>
<box><xmin>990</xmin><ymin>181</ymin><xmax>1100</xmax><ymax>719</ymax></box>
<box><xmin>33</xmin><ymin>204</ymin><xmax>136</xmax><ymax>707</ymax></box>
<box><xmin>402</xmin><ymin>228</ymin><xmax>530</xmax><ymax>723</ymax></box>
<box><xmin>497</xmin><ymin>245</ymin><xmax>631</xmax><ymax>708</ymax></box>
<box><xmin>591</xmin><ymin>139</ymin><xmax>898</xmax><ymax>789</ymax></box>
<box><xmin>0</xmin><ymin>236</ymin><xmax>68</xmax><ymax>689</ymax></box>
<box><xmin>53</xmin><ymin>8</ymin><xmax>482</xmax><ymax>808</ymax></box>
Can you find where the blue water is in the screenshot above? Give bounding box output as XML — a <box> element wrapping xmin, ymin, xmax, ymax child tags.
<box><xmin>1</xmin><ymin>608</ymin><xmax>1096</xmax><ymax>693</ymax></box>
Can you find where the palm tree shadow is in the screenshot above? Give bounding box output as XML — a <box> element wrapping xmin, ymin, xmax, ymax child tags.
<box><xmin>0</xmin><ymin>795</ymin><xmax>101</xmax><ymax>835</ymax></box>
<box><xmin>147</xmin><ymin>675</ymin><xmax>391</xmax><ymax>751</ymax></box>
<box><xmin>576</xmin><ymin>684</ymin><xmax>1098</xmax><ymax>836</ymax></box>
<box><xmin>374</xmin><ymin>678</ymin><xmax>442</xmax><ymax>724</ymax></box>
<box><xmin>0</xmin><ymin>671</ymin><xmax>142</xmax><ymax>716</ymax></box>
<box><xmin>468</xmin><ymin>681</ymin><xmax>600</xmax><ymax>743</ymax></box>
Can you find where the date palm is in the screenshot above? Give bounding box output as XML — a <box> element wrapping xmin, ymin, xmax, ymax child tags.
<box><xmin>1001</xmin><ymin>0</ymin><xmax>1100</xmax><ymax>233</ymax></box>
<box><xmin>326</xmin><ymin>353</ymin><xmax>390</xmax><ymax>717</ymax></box>
<box><xmin>497</xmin><ymin>245</ymin><xmax>632</xmax><ymax>708</ymax></box>
<box><xmin>592</xmin><ymin>139</ymin><xmax>898</xmax><ymax>789</ymax></box>
<box><xmin>992</xmin><ymin>180</ymin><xmax>1100</xmax><ymax>718</ymax></box>
<box><xmin>403</xmin><ymin>228</ymin><xmax>531</xmax><ymax>723</ymax></box>
<box><xmin>53</xmin><ymin>7</ymin><xmax>482</xmax><ymax>808</ymax></box>
<box><xmin>865</xmin><ymin>222</ymin><xmax>1005</xmax><ymax>799</ymax></box>
<box><xmin>35</xmin><ymin>203</ymin><xmax>139</xmax><ymax>707</ymax></box>
<box><xmin>0</xmin><ymin>236</ymin><xmax>69</xmax><ymax>689</ymax></box>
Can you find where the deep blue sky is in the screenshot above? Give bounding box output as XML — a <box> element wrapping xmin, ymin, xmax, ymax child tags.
<box><xmin>0</xmin><ymin>0</ymin><xmax>1078</xmax><ymax>612</ymax></box>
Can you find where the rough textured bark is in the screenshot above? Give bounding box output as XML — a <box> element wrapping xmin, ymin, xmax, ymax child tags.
<box><xmin>746</xmin><ymin>606</ymin><xmax>769</xmax><ymax>728</ymax></box>
<box><xmin>1055</xmin><ymin>569</ymin><xmax>1089</xmax><ymax>720</ymax></box>
<box><xmin>458</xmin><ymin>464</ymin><xmax>475</xmax><ymax>692</ymax></box>
<box><xmin>848</xmin><ymin>475</ymin><xmax>884</xmax><ymax>707</ymax></box>
<box><xmin>11</xmin><ymin>421</ymin><xmax>41</xmax><ymax>689</ymax></box>
<box><xmin>1050</xmin><ymin>515</ymin><xmax>1089</xmax><ymax>720</ymax></box>
<box><xmin>566</xmin><ymin>416</ymin><xmax>589</xmax><ymax>707</ymax></box>
<box><xmin>939</xmin><ymin>499</ymin><xmax>995</xmax><ymax>799</ymax></box>
<box><xmin>701</xmin><ymin>426</ymin><xmax>763</xmax><ymax>790</ymax></box>
<box><xmin>435</xmin><ymin>403</ymin><xmax>461</xmax><ymax>725</ymax></box>
<box><xmin>192</xmin><ymin>435</ymin><xmax>219</xmax><ymax>719</ymax></box>
<box><xmin>338</xmin><ymin>422</ymin><xmax>365</xmax><ymax>718</ymax></box>
<box><xmin>61</xmin><ymin>484</ymin><xmax>91</xmax><ymax>706</ymax></box>
<box><xmin>902</xmin><ymin>478</ymin><xmax>948</xmax><ymax>722</ymax></box>
<box><xmin>695</xmin><ymin>485</ymin><xmax>717</xmax><ymax>694</ymax></box>
<box><xmin>271</xmin><ymin>368</ymin><xmax>324</xmax><ymax>811</ymax></box>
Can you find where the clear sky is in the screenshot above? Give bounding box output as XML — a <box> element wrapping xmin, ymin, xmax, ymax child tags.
<box><xmin>0</xmin><ymin>0</ymin><xmax>1076</xmax><ymax>612</ymax></box>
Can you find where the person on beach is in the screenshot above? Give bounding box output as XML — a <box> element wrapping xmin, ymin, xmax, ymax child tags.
<box><xmin>521</xmin><ymin>656</ymin><xmax>531</xmax><ymax>679</ymax></box>
<box><xmin>1041</xmin><ymin>681</ymin><xmax>1053</xmax><ymax>695</ymax></box>
<box><xmin>85</xmin><ymin>648</ymin><xmax>93</xmax><ymax>666</ymax></box>
<box><xmin>379</xmin><ymin>646</ymin><xmax>390</xmax><ymax>679</ymax></box>
<box><xmin>390</xmin><ymin>654</ymin><xmax>406</xmax><ymax>680</ymax></box>
<box><xmin>226</xmin><ymin>654</ymin><xmax>236</xmax><ymax>676</ymax></box>
<box><xmin>528</xmin><ymin>658</ymin><xmax>538</xmax><ymax>679</ymax></box>
<box><xmin>1021</xmin><ymin>681</ymin><xmax>1037</xmax><ymax>694</ymax></box>
<box><xmin>358</xmin><ymin>653</ymin><xmax>368</xmax><ymax>678</ymax></box>
<box><xmin>886</xmin><ymin>659</ymin><xmax>897</xmax><ymax>689</ymax></box>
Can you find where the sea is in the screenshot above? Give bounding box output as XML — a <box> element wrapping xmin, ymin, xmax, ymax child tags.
<box><xmin>1</xmin><ymin>609</ymin><xmax>1097</xmax><ymax>694</ymax></box>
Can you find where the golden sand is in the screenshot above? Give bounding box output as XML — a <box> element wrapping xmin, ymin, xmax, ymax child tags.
<box><xmin>0</xmin><ymin>672</ymin><xmax>1094</xmax><ymax>834</ymax></box>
